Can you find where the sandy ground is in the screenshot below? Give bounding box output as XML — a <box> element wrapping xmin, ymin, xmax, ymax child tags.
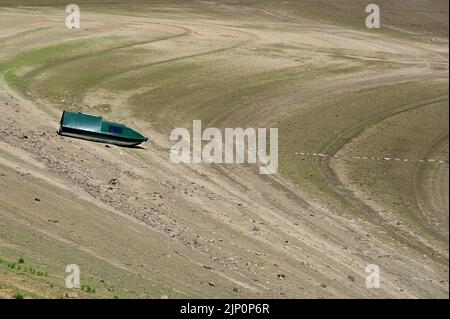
<box><xmin>0</xmin><ymin>3</ymin><xmax>448</xmax><ymax>298</ymax></box>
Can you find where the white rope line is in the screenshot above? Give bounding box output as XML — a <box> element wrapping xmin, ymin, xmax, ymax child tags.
<box><xmin>294</xmin><ymin>152</ymin><xmax>449</xmax><ymax>165</ymax></box>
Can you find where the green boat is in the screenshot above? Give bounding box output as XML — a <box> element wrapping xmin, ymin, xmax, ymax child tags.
<box><xmin>58</xmin><ymin>110</ymin><xmax>148</xmax><ymax>147</ymax></box>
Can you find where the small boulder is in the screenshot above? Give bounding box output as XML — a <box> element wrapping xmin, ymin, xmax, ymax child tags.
<box><xmin>65</xmin><ymin>291</ymin><xmax>79</xmax><ymax>298</ymax></box>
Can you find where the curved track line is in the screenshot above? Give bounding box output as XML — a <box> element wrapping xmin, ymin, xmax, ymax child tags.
<box><xmin>21</xmin><ymin>25</ymin><xmax>191</xmax><ymax>86</ymax></box>
<box><xmin>81</xmin><ymin>35</ymin><xmax>254</xmax><ymax>104</ymax></box>
<box><xmin>413</xmin><ymin>132</ymin><xmax>449</xmax><ymax>235</ymax></box>
<box><xmin>321</xmin><ymin>95</ymin><xmax>449</xmax><ymax>155</ymax></box>
<box><xmin>318</xmin><ymin>95</ymin><xmax>449</xmax><ymax>261</ymax></box>
<box><xmin>0</xmin><ymin>27</ymin><xmax>51</xmax><ymax>45</ymax></box>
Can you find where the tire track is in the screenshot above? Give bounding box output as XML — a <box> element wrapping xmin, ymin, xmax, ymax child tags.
<box><xmin>0</xmin><ymin>27</ymin><xmax>51</xmax><ymax>45</ymax></box>
<box><xmin>81</xmin><ymin>24</ymin><xmax>256</xmax><ymax>103</ymax></box>
<box><xmin>20</xmin><ymin>24</ymin><xmax>191</xmax><ymax>87</ymax></box>
<box><xmin>318</xmin><ymin>95</ymin><xmax>449</xmax><ymax>262</ymax></box>
<box><xmin>413</xmin><ymin>132</ymin><xmax>449</xmax><ymax>235</ymax></box>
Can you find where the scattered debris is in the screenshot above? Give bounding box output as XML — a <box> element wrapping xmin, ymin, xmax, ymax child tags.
<box><xmin>109</xmin><ymin>178</ymin><xmax>119</xmax><ymax>186</ymax></box>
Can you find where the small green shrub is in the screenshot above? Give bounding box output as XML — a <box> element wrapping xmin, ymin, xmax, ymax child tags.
<box><xmin>81</xmin><ymin>285</ymin><xmax>96</xmax><ymax>293</ymax></box>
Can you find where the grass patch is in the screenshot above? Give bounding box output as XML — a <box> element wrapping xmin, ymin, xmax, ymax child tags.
<box><xmin>81</xmin><ymin>284</ymin><xmax>96</xmax><ymax>293</ymax></box>
<box><xmin>0</xmin><ymin>32</ymin><xmax>173</xmax><ymax>98</ymax></box>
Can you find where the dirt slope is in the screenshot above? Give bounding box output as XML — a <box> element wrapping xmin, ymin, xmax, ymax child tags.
<box><xmin>0</xmin><ymin>2</ymin><xmax>448</xmax><ymax>298</ymax></box>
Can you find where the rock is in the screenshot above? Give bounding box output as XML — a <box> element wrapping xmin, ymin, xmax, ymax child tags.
<box><xmin>208</xmin><ymin>282</ymin><xmax>215</xmax><ymax>287</ymax></box>
<box><xmin>109</xmin><ymin>178</ymin><xmax>119</xmax><ymax>185</ymax></box>
<box><xmin>105</xmin><ymin>145</ymin><xmax>111</xmax><ymax>148</ymax></box>
<box><xmin>34</xmin><ymin>197</ymin><xmax>41</xmax><ymax>202</ymax></box>
<box><xmin>277</xmin><ymin>273</ymin><xmax>286</xmax><ymax>279</ymax></box>
<box><xmin>65</xmin><ymin>291</ymin><xmax>79</xmax><ymax>298</ymax></box>
<box><xmin>252</xmin><ymin>226</ymin><xmax>260</xmax><ymax>232</ymax></box>
<box><xmin>160</xmin><ymin>295</ymin><xmax>169</xmax><ymax>299</ymax></box>
<box><xmin>320</xmin><ymin>283</ymin><xmax>327</xmax><ymax>288</ymax></box>
<box><xmin>347</xmin><ymin>275</ymin><xmax>355</xmax><ymax>282</ymax></box>
<box><xmin>232</xmin><ymin>287</ymin><xmax>240</xmax><ymax>293</ymax></box>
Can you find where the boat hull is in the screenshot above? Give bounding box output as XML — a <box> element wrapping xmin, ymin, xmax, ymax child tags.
<box><xmin>58</xmin><ymin>110</ymin><xmax>148</xmax><ymax>147</ymax></box>
<box><xmin>58</xmin><ymin>127</ymin><xmax>146</xmax><ymax>147</ymax></box>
